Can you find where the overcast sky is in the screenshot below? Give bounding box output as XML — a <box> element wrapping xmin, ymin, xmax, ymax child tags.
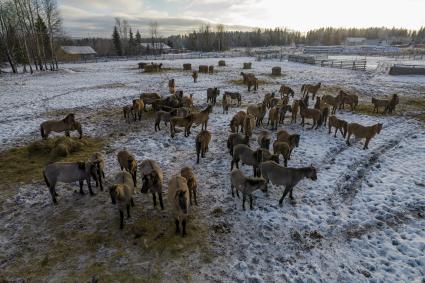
<box><xmin>58</xmin><ymin>0</ymin><xmax>425</xmax><ymax>38</ymax></box>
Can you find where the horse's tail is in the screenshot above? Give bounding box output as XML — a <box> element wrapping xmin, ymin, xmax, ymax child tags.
<box><xmin>318</xmin><ymin>109</ymin><xmax>327</xmax><ymax>127</ymax></box>
<box><xmin>40</xmin><ymin>125</ymin><xmax>45</xmax><ymax>139</ymax></box>
<box><xmin>43</xmin><ymin>170</ymin><xmax>50</xmax><ymax>187</ymax></box>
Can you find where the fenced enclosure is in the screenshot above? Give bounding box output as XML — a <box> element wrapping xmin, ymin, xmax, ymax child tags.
<box><xmin>288</xmin><ymin>54</ymin><xmax>366</xmax><ymax>71</ymax></box>
<box><xmin>57</xmin><ymin>51</ymin><xmax>246</xmax><ymax>64</ymax></box>
<box><xmin>389</xmin><ymin>64</ymin><xmax>425</xmax><ymax>75</ymax></box>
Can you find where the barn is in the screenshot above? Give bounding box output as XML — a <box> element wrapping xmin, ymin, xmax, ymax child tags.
<box><xmin>57</xmin><ymin>46</ymin><xmax>97</xmax><ymax>61</ymax></box>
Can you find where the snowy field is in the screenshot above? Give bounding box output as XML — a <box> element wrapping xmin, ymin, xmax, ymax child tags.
<box><xmin>0</xmin><ymin>57</ymin><xmax>424</xmax><ymax>282</ymax></box>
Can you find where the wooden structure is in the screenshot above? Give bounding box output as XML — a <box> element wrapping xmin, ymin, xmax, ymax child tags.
<box><xmin>138</xmin><ymin>62</ymin><xmax>148</xmax><ymax>69</ymax></box>
<box><xmin>389</xmin><ymin>64</ymin><xmax>425</xmax><ymax>75</ymax></box>
<box><xmin>243</xmin><ymin>62</ymin><xmax>252</xmax><ymax>69</ymax></box>
<box><xmin>199</xmin><ymin>65</ymin><xmax>208</xmax><ymax>73</ymax></box>
<box><xmin>271</xmin><ymin>67</ymin><xmax>281</xmax><ymax>75</ymax></box>
<box><xmin>288</xmin><ymin>54</ymin><xmax>367</xmax><ymax>71</ymax></box>
<box><xmin>57</xmin><ymin>46</ymin><xmax>96</xmax><ymax>62</ymax></box>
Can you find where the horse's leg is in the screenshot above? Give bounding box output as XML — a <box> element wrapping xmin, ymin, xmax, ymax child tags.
<box><xmin>242</xmin><ymin>193</ymin><xmax>246</xmax><ymax>210</ymax></box>
<box><xmin>175</xmin><ymin>219</ymin><xmax>180</xmax><ymax>234</ymax></box>
<box><xmin>289</xmin><ymin>187</ymin><xmax>295</xmax><ymax>200</ymax></box>
<box><xmin>310</xmin><ymin>119</ymin><xmax>316</xmax><ymax>129</ymax></box>
<box><xmin>127</xmin><ymin>204</ymin><xmax>131</xmax><ymax>218</ymax></box>
<box><xmin>279</xmin><ymin>185</ymin><xmax>292</xmax><ymax>206</ymax></box>
<box><xmin>131</xmin><ymin>198</ymin><xmax>135</xmax><ymax>207</ymax></box>
<box><xmin>49</xmin><ymin>184</ymin><xmax>58</xmax><ymax>204</ymax></box>
<box><xmin>189</xmin><ymin>190</ymin><xmax>193</xmax><ymax>205</ymax></box>
<box><xmin>364</xmin><ymin>138</ymin><xmax>370</xmax><ymax>150</ymax></box>
<box><xmin>193</xmin><ymin>190</ymin><xmax>198</xmax><ymax>206</ymax></box>
<box><xmin>158</xmin><ymin>192</ymin><xmax>164</xmax><ymax>210</ymax></box>
<box><xmin>249</xmin><ymin>195</ymin><xmax>254</xmax><ymax>210</ymax></box>
<box><xmin>87</xmin><ymin>178</ymin><xmax>95</xmax><ymax>195</ymax></box>
<box><xmin>346</xmin><ymin>132</ymin><xmax>351</xmax><ymax>145</ymax></box>
<box><xmin>79</xmin><ymin>180</ymin><xmax>85</xmax><ymax>195</ymax></box>
<box><xmin>152</xmin><ymin>192</ymin><xmax>157</xmax><ymax>207</ymax></box>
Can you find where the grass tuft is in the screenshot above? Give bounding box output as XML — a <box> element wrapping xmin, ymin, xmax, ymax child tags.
<box><xmin>0</xmin><ymin>136</ymin><xmax>104</xmax><ymax>189</ymax></box>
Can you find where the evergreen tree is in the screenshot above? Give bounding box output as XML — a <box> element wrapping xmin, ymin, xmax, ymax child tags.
<box><xmin>112</xmin><ymin>26</ymin><xmax>122</xmax><ymax>56</ymax></box>
<box><xmin>128</xmin><ymin>28</ymin><xmax>135</xmax><ymax>55</ymax></box>
<box><xmin>135</xmin><ymin>30</ymin><xmax>142</xmax><ymax>54</ymax></box>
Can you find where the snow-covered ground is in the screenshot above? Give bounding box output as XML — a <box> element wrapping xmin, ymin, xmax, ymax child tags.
<box><xmin>0</xmin><ymin>57</ymin><xmax>424</xmax><ymax>282</ymax></box>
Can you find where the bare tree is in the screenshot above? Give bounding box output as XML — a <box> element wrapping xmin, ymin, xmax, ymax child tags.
<box><xmin>216</xmin><ymin>24</ymin><xmax>225</xmax><ymax>51</ymax></box>
<box><xmin>149</xmin><ymin>21</ymin><xmax>158</xmax><ymax>54</ymax></box>
<box><xmin>42</xmin><ymin>0</ymin><xmax>61</xmax><ymax>69</ymax></box>
<box><xmin>0</xmin><ymin>1</ymin><xmax>17</xmax><ymax>73</ymax></box>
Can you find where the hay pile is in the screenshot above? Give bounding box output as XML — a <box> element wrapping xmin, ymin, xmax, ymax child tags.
<box><xmin>28</xmin><ymin>136</ymin><xmax>86</xmax><ymax>158</ymax></box>
<box><xmin>0</xmin><ymin>137</ymin><xmax>104</xmax><ymax>187</ymax></box>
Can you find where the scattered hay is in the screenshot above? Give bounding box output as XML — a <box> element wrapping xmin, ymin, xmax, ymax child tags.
<box><xmin>211</xmin><ymin>207</ymin><xmax>224</xmax><ymax>218</ymax></box>
<box><xmin>0</xmin><ymin>136</ymin><xmax>104</xmax><ymax>189</ymax></box>
<box><xmin>229</xmin><ymin>79</ymin><xmax>266</xmax><ymax>86</ymax></box>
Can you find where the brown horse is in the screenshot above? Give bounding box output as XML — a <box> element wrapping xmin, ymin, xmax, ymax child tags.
<box><xmin>279</xmin><ymin>85</ymin><xmax>295</xmax><ymax>98</ymax></box>
<box><xmin>40</xmin><ymin>114</ymin><xmax>79</xmax><ymax>139</ymax></box>
<box><xmin>301</xmin><ymin>83</ymin><xmax>321</xmax><ymax>99</ymax></box>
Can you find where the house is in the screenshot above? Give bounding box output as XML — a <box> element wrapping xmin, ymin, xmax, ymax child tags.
<box><xmin>57</xmin><ymin>46</ymin><xmax>97</xmax><ymax>61</ymax></box>
<box><xmin>140</xmin><ymin>42</ymin><xmax>172</xmax><ymax>54</ymax></box>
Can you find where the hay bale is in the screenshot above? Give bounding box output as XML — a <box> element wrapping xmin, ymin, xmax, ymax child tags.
<box><xmin>243</xmin><ymin>63</ymin><xmax>252</xmax><ymax>69</ymax></box>
<box><xmin>144</xmin><ymin>65</ymin><xmax>155</xmax><ymax>72</ymax></box>
<box><xmin>272</xmin><ymin>67</ymin><xmax>281</xmax><ymax>76</ymax></box>
<box><xmin>183</xmin><ymin>63</ymin><xmax>192</xmax><ymax>70</ymax></box>
<box><xmin>218</xmin><ymin>60</ymin><xmax>226</xmax><ymax>66</ymax></box>
<box><xmin>138</xmin><ymin>62</ymin><xmax>147</xmax><ymax>69</ymax></box>
<box><xmin>199</xmin><ymin>65</ymin><xmax>208</xmax><ymax>73</ymax></box>
<box><xmin>208</xmin><ymin>65</ymin><xmax>214</xmax><ymax>74</ymax></box>
<box><xmin>144</xmin><ymin>63</ymin><xmax>162</xmax><ymax>73</ymax></box>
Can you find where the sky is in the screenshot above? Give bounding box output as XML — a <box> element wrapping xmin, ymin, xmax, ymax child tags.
<box><xmin>58</xmin><ymin>0</ymin><xmax>425</xmax><ymax>38</ymax></box>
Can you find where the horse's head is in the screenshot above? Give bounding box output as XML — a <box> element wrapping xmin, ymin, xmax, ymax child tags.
<box><xmin>308</xmin><ymin>164</ymin><xmax>317</xmax><ymax>181</ymax></box>
<box><xmin>375</xmin><ymin>123</ymin><xmax>383</xmax><ymax>134</ymax></box>
<box><xmin>64</xmin><ymin>113</ymin><xmax>76</xmax><ymax>124</ymax></box>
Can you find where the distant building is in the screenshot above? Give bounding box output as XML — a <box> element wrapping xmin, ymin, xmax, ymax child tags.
<box><xmin>303</xmin><ymin>46</ymin><xmax>344</xmax><ymax>54</ymax></box>
<box><xmin>140</xmin><ymin>42</ymin><xmax>172</xmax><ymax>54</ymax></box>
<box><xmin>345</xmin><ymin>37</ymin><xmax>367</xmax><ymax>46</ymax></box>
<box><xmin>57</xmin><ymin>46</ymin><xmax>97</xmax><ymax>61</ymax></box>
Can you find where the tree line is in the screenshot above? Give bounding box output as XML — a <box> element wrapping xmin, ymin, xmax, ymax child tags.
<box><xmin>0</xmin><ymin>0</ymin><xmax>62</xmax><ymax>74</ymax></box>
<box><xmin>109</xmin><ymin>24</ymin><xmax>425</xmax><ymax>55</ymax></box>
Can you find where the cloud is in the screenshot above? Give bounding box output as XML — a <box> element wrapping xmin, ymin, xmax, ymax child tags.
<box><xmin>58</xmin><ymin>0</ymin><xmax>424</xmax><ymax>38</ymax></box>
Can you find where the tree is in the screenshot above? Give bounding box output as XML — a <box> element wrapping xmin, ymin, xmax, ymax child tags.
<box><xmin>128</xmin><ymin>28</ymin><xmax>135</xmax><ymax>55</ymax></box>
<box><xmin>216</xmin><ymin>24</ymin><xmax>226</xmax><ymax>51</ymax></box>
<box><xmin>112</xmin><ymin>25</ymin><xmax>122</xmax><ymax>56</ymax></box>
<box><xmin>135</xmin><ymin>29</ymin><xmax>142</xmax><ymax>54</ymax></box>
<box><xmin>42</xmin><ymin>0</ymin><xmax>61</xmax><ymax>70</ymax></box>
<box><xmin>149</xmin><ymin>21</ymin><xmax>158</xmax><ymax>54</ymax></box>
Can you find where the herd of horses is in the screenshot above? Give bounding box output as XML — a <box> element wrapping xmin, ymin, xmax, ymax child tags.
<box><xmin>37</xmin><ymin>61</ymin><xmax>400</xmax><ymax>235</ymax></box>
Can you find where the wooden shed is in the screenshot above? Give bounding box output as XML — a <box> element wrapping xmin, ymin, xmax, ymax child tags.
<box><xmin>57</xmin><ymin>46</ymin><xmax>97</xmax><ymax>61</ymax></box>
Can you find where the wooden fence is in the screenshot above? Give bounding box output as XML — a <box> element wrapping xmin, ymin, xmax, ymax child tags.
<box><xmin>57</xmin><ymin>52</ymin><xmax>246</xmax><ymax>64</ymax></box>
<box><xmin>389</xmin><ymin>64</ymin><xmax>425</xmax><ymax>75</ymax></box>
<box><xmin>288</xmin><ymin>54</ymin><xmax>366</xmax><ymax>71</ymax></box>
